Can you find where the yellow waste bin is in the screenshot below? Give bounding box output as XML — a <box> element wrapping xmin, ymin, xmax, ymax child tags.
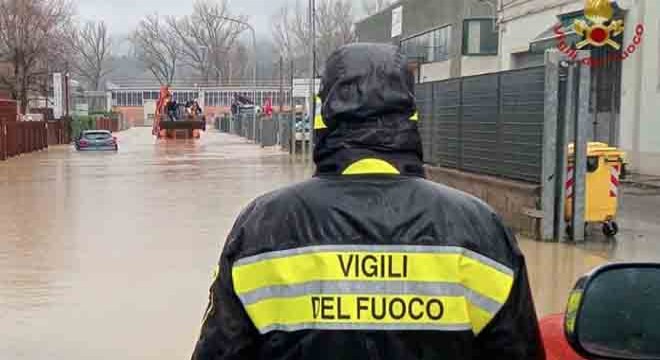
<box><xmin>565</xmin><ymin>142</ymin><xmax>626</xmax><ymax>236</ymax></box>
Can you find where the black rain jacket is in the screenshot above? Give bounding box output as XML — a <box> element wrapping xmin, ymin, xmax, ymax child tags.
<box><xmin>191</xmin><ymin>43</ymin><xmax>545</xmax><ymax>360</ymax></box>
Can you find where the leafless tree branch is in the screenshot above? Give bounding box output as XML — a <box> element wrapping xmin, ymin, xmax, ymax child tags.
<box><xmin>362</xmin><ymin>0</ymin><xmax>392</xmax><ymax>16</ymax></box>
<box><xmin>131</xmin><ymin>14</ymin><xmax>179</xmax><ymax>86</ymax></box>
<box><xmin>68</xmin><ymin>20</ymin><xmax>113</xmax><ymax>91</ymax></box>
<box><xmin>0</xmin><ymin>0</ymin><xmax>74</xmax><ymax>113</ymax></box>
<box><xmin>167</xmin><ymin>0</ymin><xmax>245</xmax><ymax>85</ymax></box>
<box><xmin>270</xmin><ymin>0</ymin><xmax>357</xmax><ymax>76</ymax></box>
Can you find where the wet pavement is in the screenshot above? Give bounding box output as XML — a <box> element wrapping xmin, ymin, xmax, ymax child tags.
<box><xmin>0</xmin><ymin>127</ymin><xmax>658</xmax><ymax>359</ymax></box>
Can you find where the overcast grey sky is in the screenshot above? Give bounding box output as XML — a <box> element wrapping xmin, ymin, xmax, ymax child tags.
<box><xmin>77</xmin><ymin>0</ymin><xmax>293</xmax><ymax>37</ymax></box>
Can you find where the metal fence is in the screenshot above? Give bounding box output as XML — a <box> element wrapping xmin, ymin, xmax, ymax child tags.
<box><xmin>216</xmin><ymin>113</ymin><xmax>291</xmax><ymax>149</ymax></box>
<box><xmin>278</xmin><ymin>114</ymin><xmax>293</xmax><ymax>152</ymax></box>
<box><xmin>417</xmin><ymin>66</ymin><xmax>546</xmax><ymax>183</ymax></box>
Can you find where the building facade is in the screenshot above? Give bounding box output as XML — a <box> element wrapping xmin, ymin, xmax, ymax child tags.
<box><xmin>617</xmin><ymin>0</ymin><xmax>659</xmax><ymax>175</ymax></box>
<box><xmin>356</xmin><ymin>0</ymin><xmax>660</xmax><ymax>175</ymax></box>
<box><xmin>499</xmin><ymin>0</ymin><xmax>660</xmax><ymax>175</ymax></box>
<box><xmin>355</xmin><ymin>0</ymin><xmax>500</xmax><ymax>82</ymax></box>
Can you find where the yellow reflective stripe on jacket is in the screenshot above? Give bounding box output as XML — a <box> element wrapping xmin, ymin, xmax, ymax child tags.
<box><xmin>313</xmin><ymin>96</ymin><xmax>327</xmax><ymax>130</ymax></box>
<box><xmin>232</xmin><ymin>245</ymin><xmax>514</xmax><ymax>335</ymax></box>
<box><xmin>314</xmin><ymin>115</ymin><xmax>327</xmax><ymax>130</ymax></box>
<box><xmin>246</xmin><ymin>295</ymin><xmax>472</xmax><ymax>334</ymax></box>
<box><xmin>342</xmin><ymin>159</ymin><xmax>401</xmax><ymax>175</ymax></box>
<box><xmin>233</xmin><ymin>247</ymin><xmax>513</xmax><ymax>304</ymax></box>
<box><xmin>411</xmin><ymin>112</ymin><xmax>419</xmax><ymax>121</ymax></box>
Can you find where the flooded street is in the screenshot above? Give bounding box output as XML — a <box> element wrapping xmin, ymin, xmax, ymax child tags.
<box><xmin>0</xmin><ymin>128</ymin><xmax>313</xmax><ymax>359</ymax></box>
<box><xmin>0</xmin><ymin>127</ymin><xmax>658</xmax><ymax>359</ymax></box>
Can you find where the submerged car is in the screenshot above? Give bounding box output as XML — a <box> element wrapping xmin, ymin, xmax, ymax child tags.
<box><xmin>75</xmin><ymin>130</ymin><xmax>118</xmax><ymax>151</ymax></box>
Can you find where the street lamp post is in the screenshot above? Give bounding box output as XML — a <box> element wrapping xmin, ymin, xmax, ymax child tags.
<box><xmin>215</xmin><ymin>15</ymin><xmax>258</xmax><ymax>142</ymax></box>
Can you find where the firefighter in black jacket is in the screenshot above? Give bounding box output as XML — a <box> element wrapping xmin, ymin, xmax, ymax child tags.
<box><xmin>191</xmin><ymin>43</ymin><xmax>545</xmax><ymax>360</ymax></box>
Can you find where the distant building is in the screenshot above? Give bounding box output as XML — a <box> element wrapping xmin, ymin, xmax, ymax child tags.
<box><xmin>109</xmin><ymin>84</ymin><xmax>292</xmax><ymax>127</ymax></box>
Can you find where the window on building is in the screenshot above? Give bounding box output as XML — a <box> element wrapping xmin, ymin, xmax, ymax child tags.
<box><xmin>400</xmin><ymin>25</ymin><xmax>452</xmax><ymax>63</ymax></box>
<box><xmin>113</xmin><ymin>91</ymin><xmax>142</xmax><ymax>106</ymax></box>
<box><xmin>142</xmin><ymin>91</ymin><xmax>158</xmax><ymax>101</ymax></box>
<box><xmin>463</xmin><ymin>19</ymin><xmax>498</xmax><ymax>56</ymax></box>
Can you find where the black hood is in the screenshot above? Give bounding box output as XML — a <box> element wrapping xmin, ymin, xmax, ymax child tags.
<box><xmin>314</xmin><ymin>43</ymin><xmax>424</xmax><ymax>177</ymax></box>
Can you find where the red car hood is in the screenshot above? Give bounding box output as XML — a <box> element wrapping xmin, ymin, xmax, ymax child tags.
<box><xmin>540</xmin><ymin>314</ymin><xmax>586</xmax><ymax>360</ymax></box>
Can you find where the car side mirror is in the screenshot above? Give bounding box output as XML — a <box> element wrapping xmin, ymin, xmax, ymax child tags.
<box><xmin>565</xmin><ymin>263</ymin><xmax>660</xmax><ymax>360</ymax></box>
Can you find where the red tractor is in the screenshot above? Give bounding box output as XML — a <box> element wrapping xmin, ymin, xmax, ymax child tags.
<box><xmin>152</xmin><ymin>86</ymin><xmax>206</xmax><ymax>139</ymax></box>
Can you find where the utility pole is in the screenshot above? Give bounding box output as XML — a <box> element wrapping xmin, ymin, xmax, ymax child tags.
<box><xmin>307</xmin><ymin>0</ymin><xmax>317</xmax><ymax>160</ymax></box>
<box><xmin>64</xmin><ymin>62</ymin><xmax>70</xmax><ymax>118</ymax></box>
<box><xmin>279</xmin><ymin>57</ymin><xmax>284</xmax><ymax>112</ymax></box>
<box><xmin>290</xmin><ymin>59</ymin><xmax>296</xmax><ymax>156</ymax></box>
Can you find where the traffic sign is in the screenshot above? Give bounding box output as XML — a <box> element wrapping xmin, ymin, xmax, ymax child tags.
<box><xmin>293</xmin><ymin>78</ymin><xmax>321</xmax><ymax>98</ymax></box>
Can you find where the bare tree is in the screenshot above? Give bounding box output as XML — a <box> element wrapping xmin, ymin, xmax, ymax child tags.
<box><xmin>316</xmin><ymin>0</ymin><xmax>357</xmax><ymax>70</ymax></box>
<box><xmin>167</xmin><ymin>0</ymin><xmax>245</xmax><ymax>85</ymax></box>
<box><xmin>226</xmin><ymin>41</ymin><xmax>250</xmax><ymax>83</ymax></box>
<box><xmin>271</xmin><ymin>0</ymin><xmax>356</xmax><ymax>76</ymax></box>
<box><xmin>271</xmin><ymin>5</ymin><xmax>298</xmax><ymax>65</ymax></box>
<box><xmin>0</xmin><ymin>0</ymin><xmax>74</xmax><ymax>113</ymax></box>
<box><xmin>131</xmin><ymin>15</ymin><xmax>178</xmax><ymax>86</ymax></box>
<box><xmin>69</xmin><ymin>21</ymin><xmax>112</xmax><ymax>91</ymax></box>
<box><xmin>362</xmin><ymin>0</ymin><xmax>392</xmax><ymax>16</ymax></box>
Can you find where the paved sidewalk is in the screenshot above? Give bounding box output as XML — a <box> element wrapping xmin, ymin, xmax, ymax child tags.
<box><xmin>622</xmin><ymin>173</ymin><xmax>660</xmax><ymax>189</ymax></box>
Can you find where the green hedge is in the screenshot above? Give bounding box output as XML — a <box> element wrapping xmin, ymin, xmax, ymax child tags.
<box><xmin>70</xmin><ymin>116</ymin><xmax>95</xmax><ymax>139</ymax></box>
<box><xmin>70</xmin><ymin>112</ymin><xmax>122</xmax><ymax>139</ymax></box>
<box><xmin>88</xmin><ymin>111</ymin><xmax>119</xmax><ymax>120</ymax></box>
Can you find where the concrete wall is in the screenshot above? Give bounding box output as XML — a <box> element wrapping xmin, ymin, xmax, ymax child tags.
<box><xmin>426</xmin><ymin>166</ymin><xmax>542</xmax><ymax>237</ymax></box>
<box><xmin>115</xmin><ymin>107</ymin><xmax>144</xmax><ymax>127</ymax></box>
<box><xmin>461</xmin><ymin>56</ymin><xmax>499</xmax><ymax>77</ymax></box>
<box><xmin>355</xmin><ymin>8</ymin><xmax>395</xmax><ymax>44</ymax></box>
<box><xmin>420</xmin><ymin>61</ymin><xmax>453</xmax><ymax>82</ymax></box>
<box><xmin>420</xmin><ymin>57</ymin><xmax>498</xmax><ymax>81</ymax></box>
<box><xmin>619</xmin><ymin>0</ymin><xmax>660</xmax><ymax>175</ymax></box>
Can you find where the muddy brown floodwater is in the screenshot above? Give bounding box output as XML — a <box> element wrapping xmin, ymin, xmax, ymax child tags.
<box><xmin>0</xmin><ymin>128</ymin><xmax>655</xmax><ymax>359</ymax></box>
